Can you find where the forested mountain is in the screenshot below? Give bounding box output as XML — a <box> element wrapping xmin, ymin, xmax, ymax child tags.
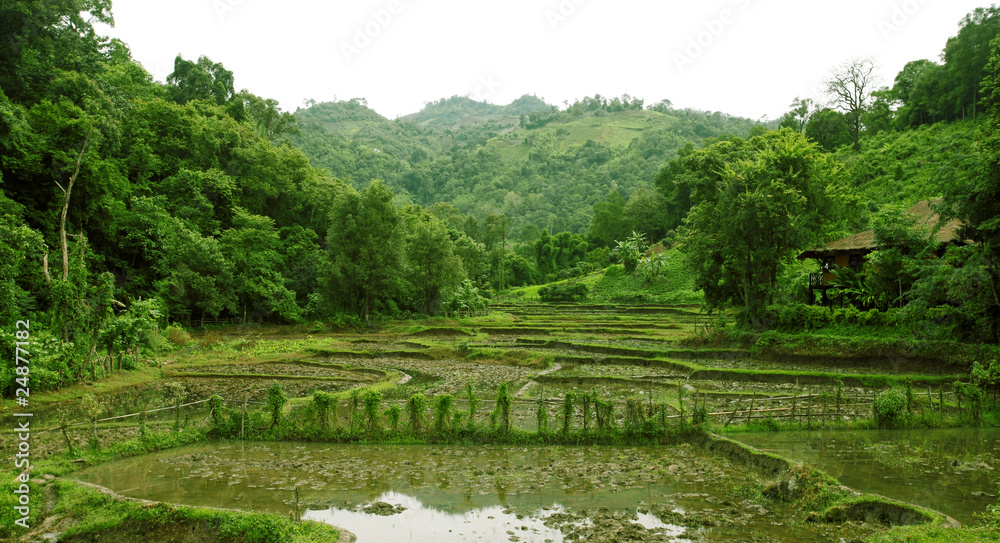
<box><xmin>293</xmin><ymin>94</ymin><xmax>765</xmax><ymax>237</ymax></box>
<box><xmin>402</xmin><ymin>94</ymin><xmax>550</xmax><ymax>128</ymax></box>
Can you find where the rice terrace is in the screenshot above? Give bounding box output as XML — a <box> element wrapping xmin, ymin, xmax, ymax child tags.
<box><xmin>7</xmin><ymin>1</ymin><xmax>1000</xmax><ymax>542</ymax></box>
<box><xmin>4</xmin><ymin>297</ymin><xmax>1000</xmax><ymax>542</ymax></box>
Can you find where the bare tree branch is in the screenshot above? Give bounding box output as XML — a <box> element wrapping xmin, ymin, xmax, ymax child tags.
<box><xmin>824</xmin><ymin>57</ymin><xmax>880</xmax><ymax>151</ymax></box>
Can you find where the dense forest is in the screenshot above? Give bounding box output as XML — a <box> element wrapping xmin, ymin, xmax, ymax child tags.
<box><xmin>2</xmin><ymin>1</ymin><xmax>1000</xmax><ymax>396</ymax></box>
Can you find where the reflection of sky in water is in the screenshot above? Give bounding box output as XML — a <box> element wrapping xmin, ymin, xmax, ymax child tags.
<box><xmin>304</xmin><ymin>491</ymin><xmax>686</xmax><ymax>543</ymax></box>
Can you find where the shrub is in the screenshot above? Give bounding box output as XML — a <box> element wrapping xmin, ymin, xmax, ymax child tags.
<box><xmin>625</xmin><ymin>398</ymin><xmax>644</xmax><ymax>432</ymax></box>
<box><xmin>362</xmin><ymin>390</ymin><xmax>382</xmax><ymax>433</ymax></box>
<box><xmin>434</xmin><ymin>394</ymin><xmax>454</xmax><ymax>433</ymax></box>
<box><xmin>561</xmin><ymin>393</ymin><xmax>574</xmax><ymax>434</ymax></box>
<box><xmin>767</xmin><ymin>303</ymin><xmax>832</xmax><ymax>330</ymax></box>
<box><xmin>266</xmin><ymin>384</ymin><xmax>287</xmax><ymax>427</ymax></box>
<box><xmin>603</xmin><ymin>264</ymin><xmax>625</xmax><ymax>278</ymax></box>
<box><xmin>406</xmin><ymin>393</ymin><xmax>427</xmax><ymax>432</ymax></box>
<box><xmin>536</xmin><ymin>393</ymin><xmax>549</xmax><ymax>434</ymax></box>
<box><xmin>872</xmin><ymin>388</ymin><xmax>908</xmax><ymax>428</ymax></box>
<box><xmin>384</xmin><ymin>405</ymin><xmax>401</xmax><ymax>432</ymax></box>
<box><xmin>466</xmin><ymin>382</ymin><xmax>480</xmax><ymax>429</ymax></box>
<box><xmin>538</xmin><ymin>282</ymin><xmax>589</xmax><ymax>302</ymax></box>
<box><xmin>312</xmin><ymin>391</ymin><xmax>335</xmax><ymax>429</ymax></box>
<box><xmin>595</xmin><ymin>398</ymin><xmax>614</xmax><ymax>432</ymax></box>
<box><xmin>494</xmin><ymin>384</ymin><xmax>512</xmax><ymax>433</ymax></box>
<box><xmin>164</xmin><ymin>325</ymin><xmax>191</xmax><ymax>347</ymax></box>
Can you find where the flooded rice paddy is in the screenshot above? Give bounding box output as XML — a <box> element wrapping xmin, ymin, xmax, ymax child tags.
<box><xmin>734</xmin><ymin>428</ymin><xmax>1000</xmax><ymax>525</ymax></box>
<box><xmin>73</xmin><ymin>441</ymin><xmax>857</xmax><ymax>542</ymax></box>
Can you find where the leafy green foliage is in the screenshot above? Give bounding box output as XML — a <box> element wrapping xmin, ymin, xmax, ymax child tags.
<box><xmin>326</xmin><ymin>180</ymin><xmax>403</xmax><ymax>321</ymax></box>
<box><xmin>872</xmin><ymin>388</ymin><xmax>909</xmax><ymax>428</ymax></box>
<box><xmin>406</xmin><ymin>393</ymin><xmax>427</xmax><ymax>432</ymax></box>
<box><xmin>494</xmin><ymin>383</ymin><xmax>512</xmax><ymax>434</ymax></box>
<box><xmin>362</xmin><ymin>390</ymin><xmax>382</xmax><ymax>433</ymax></box>
<box><xmin>679</xmin><ymin>130</ymin><xmax>840</xmax><ymax>327</ymax></box>
<box><xmin>612</xmin><ymin>231</ymin><xmax>645</xmax><ymax>274</ymax></box>
<box><xmin>266</xmin><ymin>383</ymin><xmax>287</xmax><ymax>427</ymax></box>
<box><xmin>537</xmin><ymin>282</ymin><xmax>589</xmax><ymax>302</ymax></box>
<box><xmin>449</xmin><ymin>279</ymin><xmax>488</xmax><ymax>316</ymax></box>
<box><xmin>312</xmin><ymin>391</ymin><xmax>335</xmax><ymax>430</ymax></box>
<box><xmin>405</xmin><ymin>211</ymin><xmax>464</xmax><ymax>315</ymax></box>
<box><xmin>938</xmin><ymin>35</ymin><xmax>1000</xmax><ymax>343</ymax></box>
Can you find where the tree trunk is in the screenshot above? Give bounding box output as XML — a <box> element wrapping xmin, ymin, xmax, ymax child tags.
<box><xmin>42</xmin><ymin>253</ymin><xmax>51</xmax><ymax>284</ymax></box>
<box><xmin>58</xmin><ymin>122</ymin><xmax>93</xmax><ymax>282</ymax></box>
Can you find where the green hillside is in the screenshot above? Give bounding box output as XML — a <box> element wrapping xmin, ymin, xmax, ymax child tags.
<box><xmin>293</xmin><ymin>95</ymin><xmax>765</xmax><ymax>235</ymax></box>
<box><xmin>403</xmin><ymin>94</ymin><xmax>550</xmax><ymax>128</ymax></box>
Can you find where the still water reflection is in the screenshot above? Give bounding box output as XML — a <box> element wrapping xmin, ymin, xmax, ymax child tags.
<box><xmin>734</xmin><ymin>427</ymin><xmax>1000</xmax><ymax>525</ymax></box>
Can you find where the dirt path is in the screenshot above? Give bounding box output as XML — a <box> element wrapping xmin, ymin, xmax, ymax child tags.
<box><xmin>515</xmin><ymin>362</ymin><xmax>562</xmax><ymax>397</ymax></box>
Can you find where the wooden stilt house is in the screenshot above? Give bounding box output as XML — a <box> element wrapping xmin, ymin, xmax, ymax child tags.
<box><xmin>797</xmin><ymin>200</ymin><xmax>966</xmax><ymax>304</ymax></box>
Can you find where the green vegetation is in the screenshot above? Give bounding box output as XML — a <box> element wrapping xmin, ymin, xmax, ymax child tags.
<box><xmin>53</xmin><ymin>482</ymin><xmax>339</xmax><ymax>543</ymax></box>
<box><xmin>7</xmin><ymin>2</ymin><xmax>1000</xmax><ymax>541</ymax></box>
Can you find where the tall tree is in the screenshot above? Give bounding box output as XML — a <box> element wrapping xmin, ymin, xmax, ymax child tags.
<box><xmin>220</xmin><ymin>208</ymin><xmax>299</xmax><ymax>323</ymax></box>
<box><xmin>824</xmin><ymin>57</ymin><xmax>879</xmax><ymax>151</ymax></box>
<box><xmin>406</xmin><ymin>213</ymin><xmax>464</xmax><ymax>315</ymax></box>
<box><xmin>166</xmin><ymin>55</ymin><xmax>235</xmax><ymax>106</ymax></box>
<box><xmin>326</xmin><ymin>180</ymin><xmax>403</xmax><ymax>321</ymax></box>
<box><xmin>679</xmin><ymin>129</ymin><xmax>840</xmax><ymax>327</ymax></box>
<box><xmin>777</xmin><ymin>97</ymin><xmax>813</xmax><ymax>132</ymax></box>
<box><xmin>804</xmin><ymin>108</ymin><xmax>853</xmax><ymax>152</ymax></box>
<box><xmin>586</xmin><ymin>189</ymin><xmax>628</xmax><ymax>248</ymax></box>
<box><xmin>943</xmin><ymin>6</ymin><xmax>1000</xmax><ymax>121</ymax></box>
<box><xmin>942</xmin><ymin>35</ymin><xmax>1000</xmax><ymax>342</ymax></box>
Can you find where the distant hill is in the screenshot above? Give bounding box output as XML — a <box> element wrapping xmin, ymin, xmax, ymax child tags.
<box><xmin>402</xmin><ymin>94</ymin><xmax>551</xmax><ymax>129</ymax></box>
<box><xmin>290</xmin><ymin>95</ymin><xmax>765</xmax><ymax>235</ymax></box>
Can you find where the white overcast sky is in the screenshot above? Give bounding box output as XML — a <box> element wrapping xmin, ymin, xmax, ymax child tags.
<box><xmin>97</xmin><ymin>0</ymin><xmax>993</xmax><ymax>120</ymax></box>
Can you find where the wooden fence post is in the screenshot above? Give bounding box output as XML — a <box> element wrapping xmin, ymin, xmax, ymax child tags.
<box><xmin>725</xmin><ymin>396</ymin><xmax>741</xmax><ymax>427</ymax></box>
<box><xmin>792</xmin><ymin>389</ymin><xmax>798</xmax><ymax>423</ymax></box>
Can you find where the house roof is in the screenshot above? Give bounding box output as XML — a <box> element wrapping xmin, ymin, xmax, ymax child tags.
<box><xmin>798</xmin><ymin>200</ymin><xmax>965</xmax><ymax>259</ymax></box>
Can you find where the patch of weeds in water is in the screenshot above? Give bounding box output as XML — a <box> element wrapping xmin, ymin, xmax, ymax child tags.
<box><xmin>729</xmin><ymin>483</ymin><xmax>769</xmax><ymax>505</ymax></box>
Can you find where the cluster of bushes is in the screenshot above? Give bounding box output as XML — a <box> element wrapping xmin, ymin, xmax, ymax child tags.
<box><xmin>762</xmin><ymin>303</ymin><xmax>892</xmax><ymax>331</ymax></box>
<box><xmin>538</xmin><ymin>282</ymin><xmax>589</xmax><ymax>302</ymax></box>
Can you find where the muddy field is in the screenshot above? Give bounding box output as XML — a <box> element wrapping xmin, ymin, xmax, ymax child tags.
<box><xmin>22</xmin><ymin>303</ymin><xmax>970</xmax><ymax>460</ymax></box>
